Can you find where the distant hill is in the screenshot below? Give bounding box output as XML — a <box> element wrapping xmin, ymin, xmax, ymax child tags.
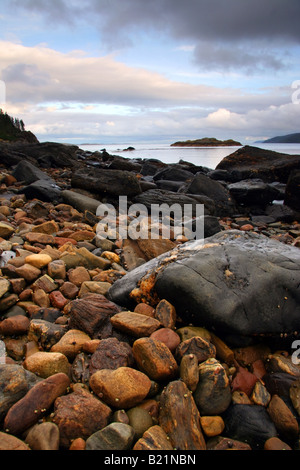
<box><xmin>0</xmin><ymin>109</ymin><xmax>38</xmax><ymax>143</ymax></box>
<box><xmin>257</xmin><ymin>133</ymin><xmax>300</xmax><ymax>144</ymax></box>
<box><xmin>171</xmin><ymin>137</ymin><xmax>242</xmax><ymax>147</ymax></box>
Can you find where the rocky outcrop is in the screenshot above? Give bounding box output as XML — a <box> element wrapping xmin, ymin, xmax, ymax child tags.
<box><xmin>216</xmin><ymin>145</ymin><xmax>300</xmax><ymax>183</ymax></box>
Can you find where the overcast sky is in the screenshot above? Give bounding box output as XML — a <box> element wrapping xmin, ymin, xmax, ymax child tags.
<box><xmin>0</xmin><ymin>0</ymin><xmax>300</xmax><ymax>144</ymax></box>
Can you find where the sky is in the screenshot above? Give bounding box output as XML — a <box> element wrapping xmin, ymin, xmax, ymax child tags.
<box><xmin>0</xmin><ymin>0</ymin><xmax>300</xmax><ymax>145</ymax></box>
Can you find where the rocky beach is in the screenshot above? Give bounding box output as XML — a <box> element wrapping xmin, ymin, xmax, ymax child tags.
<box><xmin>0</xmin><ymin>139</ymin><xmax>300</xmax><ymax>452</ymax></box>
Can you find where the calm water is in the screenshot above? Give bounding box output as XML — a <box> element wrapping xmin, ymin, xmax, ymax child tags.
<box><xmin>79</xmin><ymin>142</ymin><xmax>300</xmax><ymax>170</ymax></box>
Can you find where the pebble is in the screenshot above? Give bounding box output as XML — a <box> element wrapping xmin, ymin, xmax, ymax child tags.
<box><xmin>194</xmin><ymin>358</ymin><xmax>232</xmax><ymax>416</ymax></box>
<box><xmin>23</xmin><ymin>351</ymin><xmax>70</xmax><ymax>378</ymax></box>
<box><xmin>200</xmin><ymin>416</ymin><xmax>225</xmax><ymax>438</ymax></box>
<box><xmin>89</xmin><ymin>337</ymin><xmax>134</xmax><ymax>375</ymax></box>
<box><xmin>126</xmin><ymin>406</ymin><xmax>154</xmax><ymax>439</ymax></box>
<box><xmin>150</xmin><ymin>327</ymin><xmax>181</xmax><ymax>352</ymax></box>
<box><xmin>133</xmin><ymin>425</ymin><xmax>173</xmax><ymax>450</ymax></box>
<box><xmin>0</xmin><ymin>314</ymin><xmax>30</xmax><ymax>335</ymax></box>
<box><xmin>52</xmin><ymin>385</ymin><xmax>111</xmax><ymax>448</ymax></box>
<box><xmin>159</xmin><ymin>380</ymin><xmax>206</xmax><ymax>450</ymax></box>
<box><xmin>267</xmin><ymin>394</ymin><xmax>299</xmax><ymax>441</ymax></box>
<box><xmin>25</xmin><ymin>253</ymin><xmax>52</xmax><ymax>268</ymax></box>
<box><xmin>0</xmin><ymin>432</ymin><xmax>30</xmax><ymax>450</ymax></box>
<box><xmin>179</xmin><ymin>354</ymin><xmax>199</xmax><ymax>392</ymax></box>
<box><xmin>3</xmin><ymin>372</ymin><xmax>70</xmax><ymax>435</ymax></box>
<box><xmin>50</xmin><ymin>329</ymin><xmax>91</xmax><ymax>360</ymax></box>
<box><xmin>264</xmin><ymin>437</ymin><xmax>292</xmax><ymax>450</ymax></box>
<box><xmin>78</xmin><ymin>280</ymin><xmax>111</xmax><ymax>297</ymax></box>
<box><xmin>110</xmin><ymin>311</ymin><xmax>161</xmax><ymax>338</ymax></box>
<box><xmin>85</xmin><ymin>422</ymin><xmax>135</xmax><ymax>451</ymax></box>
<box><xmin>132</xmin><ymin>337</ymin><xmax>178</xmax><ymax>381</ymax></box>
<box><xmin>134</xmin><ymin>302</ymin><xmax>155</xmax><ymax>317</ymax></box>
<box><xmin>0</xmin><ymin>221</ymin><xmax>15</xmax><ymax>239</ymax></box>
<box><xmin>89</xmin><ymin>366</ymin><xmax>151</xmax><ymax>409</ymax></box>
<box><xmin>155</xmin><ymin>299</ymin><xmax>176</xmax><ymax>329</ymax></box>
<box><xmin>25</xmin><ymin>422</ymin><xmax>60</xmax><ymax>450</ymax></box>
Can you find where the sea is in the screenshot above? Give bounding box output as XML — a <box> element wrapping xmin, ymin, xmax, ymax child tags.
<box><xmin>78</xmin><ymin>142</ymin><xmax>300</xmax><ymax>170</ymax></box>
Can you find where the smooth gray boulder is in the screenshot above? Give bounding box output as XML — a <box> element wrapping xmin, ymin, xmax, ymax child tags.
<box><xmin>108</xmin><ymin>230</ymin><xmax>300</xmax><ymax>345</ymax></box>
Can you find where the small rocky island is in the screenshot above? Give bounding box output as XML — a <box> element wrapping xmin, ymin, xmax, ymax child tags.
<box><xmin>171</xmin><ymin>137</ymin><xmax>242</xmax><ymax>147</ymax></box>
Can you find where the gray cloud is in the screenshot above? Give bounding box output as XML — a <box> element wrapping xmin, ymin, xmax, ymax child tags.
<box><xmin>11</xmin><ymin>0</ymin><xmax>300</xmax><ymax>72</ymax></box>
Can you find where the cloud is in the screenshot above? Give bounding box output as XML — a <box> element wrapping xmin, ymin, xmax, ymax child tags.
<box><xmin>11</xmin><ymin>0</ymin><xmax>300</xmax><ymax>72</ymax></box>
<box><xmin>0</xmin><ymin>40</ymin><xmax>259</xmax><ymax>109</ymax></box>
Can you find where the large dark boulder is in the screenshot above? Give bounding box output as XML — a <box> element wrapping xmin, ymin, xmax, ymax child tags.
<box><xmin>227</xmin><ymin>179</ymin><xmax>280</xmax><ymax>206</ymax></box>
<box><xmin>216</xmin><ymin>145</ymin><xmax>300</xmax><ymax>183</ymax></box>
<box><xmin>133</xmin><ymin>188</ymin><xmax>215</xmax><ymax>217</ymax></box>
<box><xmin>12</xmin><ymin>161</ymin><xmax>54</xmax><ymax>185</ymax></box>
<box><xmin>71</xmin><ymin>168</ymin><xmax>142</xmax><ymax>198</ymax></box>
<box><xmin>285</xmin><ymin>169</ymin><xmax>300</xmax><ymax>211</ymax></box>
<box><xmin>108</xmin><ymin>230</ymin><xmax>300</xmax><ymax>346</ymax></box>
<box><xmin>179</xmin><ymin>172</ymin><xmax>237</xmax><ymax>217</ymax></box>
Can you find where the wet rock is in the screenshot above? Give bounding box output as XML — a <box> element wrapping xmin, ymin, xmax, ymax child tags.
<box><xmin>14</xmin><ymin>264</ymin><xmax>42</xmax><ymax>283</ymax></box>
<box><xmin>32</xmin><ymin>274</ymin><xmax>58</xmax><ymax>293</ymax></box>
<box><xmin>48</xmin><ymin>260</ymin><xmax>66</xmax><ymax>280</ymax></box>
<box><xmin>179</xmin><ymin>354</ymin><xmax>199</xmax><ymax>392</ymax></box>
<box><xmin>59</xmin><ymin>281</ymin><xmax>79</xmax><ymax>299</ymax></box>
<box><xmin>150</xmin><ymin>328</ymin><xmax>180</xmax><ymax>352</ymax></box>
<box><xmin>175</xmin><ymin>336</ymin><xmax>216</xmax><ymax>364</ymax></box>
<box><xmin>158</xmin><ymin>380</ymin><xmax>206</xmax><ymax>450</ymax></box>
<box><xmin>194</xmin><ymin>358</ymin><xmax>232</xmax><ymax>416</ymax></box>
<box><xmin>68</xmin><ymin>293</ymin><xmax>121</xmax><ymax>338</ymax></box>
<box><xmin>231</xmin><ymin>363</ymin><xmax>258</xmax><ymax>396</ymax></box>
<box><xmin>206</xmin><ymin>436</ymin><xmax>252</xmax><ymax>450</ymax></box>
<box><xmin>0</xmin><ymin>315</ymin><xmax>30</xmax><ymax>336</ymax></box>
<box><xmin>23</xmin><ymin>351</ymin><xmax>70</xmax><ymax>378</ymax></box>
<box><xmin>68</xmin><ymin>266</ymin><xmax>91</xmax><ymax>286</ymax></box>
<box><xmin>0</xmin><ymin>221</ymin><xmax>15</xmax><ymax>239</ymax></box>
<box><xmin>251</xmin><ymin>381</ymin><xmax>271</xmax><ymax>407</ymax></box>
<box><xmin>263</xmin><ymin>372</ymin><xmax>298</xmax><ymax>397</ymax></box>
<box><xmin>0</xmin><ymin>278</ymin><xmax>10</xmax><ymax>298</ymax></box>
<box><xmin>52</xmin><ymin>385</ymin><xmax>111</xmax><ymax>448</ymax></box>
<box><xmin>89</xmin><ymin>337</ymin><xmax>134</xmax><ymax>375</ymax></box>
<box><xmin>89</xmin><ymin>367</ymin><xmax>151</xmax><ymax>409</ymax></box>
<box><xmin>12</xmin><ymin>160</ymin><xmax>55</xmax><ymax>185</ymax></box>
<box><xmin>25</xmin><ymin>422</ymin><xmax>60</xmax><ymax>450</ymax></box>
<box><xmin>132</xmin><ymin>337</ymin><xmax>178</xmax><ymax>382</ymax></box>
<box><xmin>50</xmin><ymin>329</ymin><xmax>91</xmax><ymax>361</ymax></box>
<box><xmin>267</xmin><ymin>394</ymin><xmax>299</xmax><ymax>441</ymax></box>
<box><xmin>0</xmin><ymin>364</ymin><xmax>41</xmax><ymax>422</ymax></box>
<box><xmin>32</xmin><ymin>289</ymin><xmax>50</xmax><ymax>308</ymax></box>
<box><xmin>60</xmin><ymin>246</ymin><xmax>110</xmax><ymax>271</ymax></box>
<box><xmin>71</xmin><ymin>352</ymin><xmax>90</xmax><ymax>384</ymax></box>
<box><xmin>264</xmin><ymin>437</ymin><xmax>292</xmax><ymax>450</ymax></box>
<box><xmin>134</xmin><ymin>303</ymin><xmax>155</xmax><ymax>317</ymax></box>
<box><xmin>108</xmin><ymin>230</ymin><xmax>300</xmax><ymax>346</ymax></box>
<box><xmin>154</xmin><ymin>299</ymin><xmax>176</xmax><ymax>329</ymax></box>
<box><xmin>0</xmin><ymin>432</ymin><xmax>30</xmax><ymax>450</ymax></box>
<box><xmin>216</xmin><ymin>145</ymin><xmax>300</xmax><ymax>183</ymax></box>
<box><xmin>72</xmin><ymin>167</ymin><xmax>142</xmax><ymax>197</ymax></box>
<box><xmin>285</xmin><ymin>169</ymin><xmax>300</xmax><ymax>211</ymax></box>
<box><xmin>133</xmin><ymin>425</ymin><xmax>173</xmax><ymax>450</ymax></box>
<box><xmin>85</xmin><ymin>422</ymin><xmax>135</xmax><ymax>450</ymax></box>
<box><xmin>3</xmin><ymin>372</ymin><xmax>70</xmax><ymax>435</ymax></box>
<box><xmin>223</xmin><ymin>404</ymin><xmax>277</xmax><ymax>450</ymax></box>
<box><xmin>265</xmin><ymin>353</ymin><xmax>300</xmax><ymax>377</ymax></box>
<box><xmin>79</xmin><ymin>280</ymin><xmax>111</xmax><ymax>297</ymax></box>
<box><xmin>126</xmin><ymin>406</ymin><xmax>154</xmax><ymax>439</ymax></box>
<box><xmin>227</xmin><ymin>179</ymin><xmax>279</xmax><ymax>206</ymax></box>
<box><xmin>49</xmin><ymin>290</ymin><xmax>69</xmax><ymax>309</ymax></box>
<box><xmin>25</xmin><ymin>253</ymin><xmax>52</xmax><ymax>269</ymax></box>
<box><xmin>28</xmin><ymin>319</ymin><xmax>66</xmax><ymax>350</ymax></box>
<box><xmin>110</xmin><ymin>311</ymin><xmax>160</xmax><ymax>338</ymax></box>
<box><xmin>200</xmin><ymin>416</ymin><xmax>225</xmax><ymax>438</ymax></box>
